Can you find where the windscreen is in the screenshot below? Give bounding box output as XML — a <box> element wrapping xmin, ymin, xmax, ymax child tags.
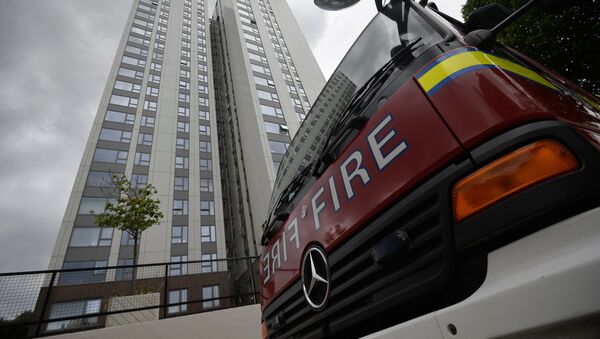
<box><xmin>268</xmin><ymin>1</ymin><xmax>443</xmax><ymax>217</ymax></box>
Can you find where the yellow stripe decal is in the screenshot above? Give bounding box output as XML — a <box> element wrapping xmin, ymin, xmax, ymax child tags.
<box><xmin>416</xmin><ymin>50</ymin><xmax>558</xmax><ymax>95</ymax></box>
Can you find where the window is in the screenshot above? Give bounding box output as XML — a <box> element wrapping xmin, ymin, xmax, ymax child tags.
<box><xmin>174</xmin><ymin>177</ymin><xmax>189</xmax><ymax>191</ymax></box>
<box><xmin>144</xmin><ymin>100</ymin><xmax>157</xmax><ymax>111</ymax></box>
<box><xmin>105</xmin><ymin>110</ymin><xmax>135</xmax><ymax>124</ymax></box>
<box><xmin>128</xmin><ymin>35</ymin><xmax>149</xmax><ymax>46</ymax></box>
<box><xmin>257</xmin><ymin>89</ymin><xmax>279</xmax><ymax>102</ymax></box>
<box><xmin>153</xmin><ymin>51</ymin><xmax>164</xmax><ymax>61</ymax></box>
<box><xmin>200</xmin><ymin>179</ymin><xmax>213</xmax><ymax>192</ymax></box>
<box><xmin>115</xmin><ymin>258</ymin><xmax>133</xmax><ymax>281</ymax></box>
<box><xmin>69</xmin><ymin>227</ymin><xmax>113</xmax><ymax>247</ymax></box>
<box><xmin>140</xmin><ymin>115</ymin><xmax>155</xmax><ymax>127</ymax></box>
<box><xmin>179</xmin><ymin>80</ymin><xmax>190</xmax><ymax>90</ymax></box>
<box><xmin>201</xmin><ymin>254</ymin><xmax>218</xmax><ymax>273</ymax></box>
<box><xmin>249</xmin><ymin>53</ymin><xmax>268</xmax><ymax>64</ymax></box>
<box><xmin>177</xmin><ymin>121</ymin><xmax>190</xmax><ymax>133</ymax></box>
<box><xmin>122</xmin><ymin>55</ymin><xmax>146</xmax><ymax>67</ymax></box>
<box><xmin>47</xmin><ymin>299</ymin><xmax>101</xmax><ymax>332</ymax></box>
<box><xmin>79</xmin><ymin>197</ymin><xmax>115</xmax><ymax>214</ymax></box>
<box><xmin>254</xmin><ymin>75</ymin><xmax>274</xmax><ymax>87</ymax></box>
<box><xmin>86</xmin><ymin>171</ymin><xmax>115</xmax><ymax>187</ymax></box>
<box><xmin>110</xmin><ymin>95</ymin><xmax>138</xmax><ymax>108</ymax></box>
<box><xmin>170</xmin><ymin>255</ymin><xmax>188</xmax><ymax>276</ymax></box>
<box><xmin>146</xmin><ymin>86</ymin><xmax>159</xmax><ymax>96</ymax></box>
<box><xmin>151</xmin><ymin>62</ymin><xmax>162</xmax><ymax>71</ymax></box>
<box><xmin>59</xmin><ymin>261</ymin><xmax>107</xmax><ymax>285</ymax></box>
<box><xmin>134</xmin><ymin>152</ymin><xmax>151</xmax><ymax>166</ymax></box>
<box><xmin>175</xmin><ymin>156</ymin><xmax>189</xmax><ymax>169</ymax></box>
<box><xmin>131</xmin><ymin>174</ymin><xmax>148</xmax><ymax>188</ymax></box>
<box><xmin>178</xmin><ymin>106</ymin><xmax>190</xmax><ymax>117</ymax></box>
<box><xmin>179</xmin><ymin>69</ymin><xmax>190</xmax><ymax>78</ymax></box>
<box><xmin>179</xmin><ymin>93</ymin><xmax>190</xmax><ymax>103</ymax></box>
<box><xmin>246</xmin><ymin>42</ymin><xmax>264</xmax><ymax>53</ymax></box>
<box><xmin>198</xmin><ymin>125</ymin><xmax>210</xmax><ymax>136</ymax></box>
<box><xmin>171</xmin><ymin>226</ymin><xmax>188</xmax><ymax>244</ymax></box>
<box><xmin>131</xmin><ymin>26</ymin><xmax>152</xmax><ymax>37</ymax></box>
<box><xmin>121</xmin><ymin>231</ymin><xmax>139</xmax><ymax>246</ymax></box>
<box><xmin>202</xmin><ymin>285</ymin><xmax>220</xmax><ymax>309</ymax></box>
<box><xmin>251</xmin><ymin>63</ymin><xmax>271</xmax><ymax>75</ymax></box>
<box><xmin>269</xmin><ymin>140</ymin><xmax>289</xmax><ymax>154</ymax></box>
<box><xmin>173</xmin><ymin>200</ymin><xmax>188</xmax><ymax>215</ymax></box>
<box><xmin>114</xmin><ymin>80</ymin><xmax>141</xmax><ymax>93</ymax></box>
<box><xmin>199</xmin><ymin>158</ymin><xmax>212</xmax><ymax>171</ymax></box>
<box><xmin>263</xmin><ymin>121</ymin><xmax>287</xmax><ymax>135</ymax></box>
<box><xmin>198</xmin><ymin>110</ymin><xmax>209</xmax><ymax>120</ymax></box>
<box><xmin>200</xmin><ymin>200</ymin><xmax>214</xmax><ymax>215</ymax></box>
<box><xmin>198</xmin><ymin>74</ymin><xmax>207</xmax><ymax>82</ymax></box>
<box><xmin>201</xmin><ymin>225</ymin><xmax>216</xmax><ymax>242</ymax></box>
<box><xmin>168</xmin><ymin>289</ymin><xmax>188</xmax><ymax>314</ymax></box>
<box><xmin>260</xmin><ymin>104</ymin><xmax>283</xmax><ymax>118</ymax></box>
<box><xmin>198</xmin><ymin>97</ymin><xmax>209</xmax><ymax>106</ymax></box>
<box><xmin>176</xmin><ymin>138</ymin><xmax>189</xmax><ymax>150</ymax></box>
<box><xmin>199</xmin><ymin>141</ymin><xmax>211</xmax><ymax>153</ymax></box>
<box><xmin>148</xmin><ymin>74</ymin><xmax>161</xmax><ymax>83</ymax></box>
<box><xmin>125</xmin><ymin>44</ymin><xmax>148</xmax><ymax>56</ymax></box>
<box><xmin>99</xmin><ymin>128</ymin><xmax>132</xmax><ymax>143</ymax></box>
<box><xmin>137</xmin><ymin>133</ymin><xmax>153</xmax><ymax>145</ymax></box>
<box><xmin>93</xmin><ymin>148</ymin><xmax>128</xmax><ymax>164</ymax></box>
<box><xmin>198</xmin><ymin>84</ymin><xmax>208</xmax><ymax>94</ymax></box>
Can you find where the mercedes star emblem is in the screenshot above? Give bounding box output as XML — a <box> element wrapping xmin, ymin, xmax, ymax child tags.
<box><xmin>301</xmin><ymin>246</ymin><xmax>331</xmax><ymax>310</ymax></box>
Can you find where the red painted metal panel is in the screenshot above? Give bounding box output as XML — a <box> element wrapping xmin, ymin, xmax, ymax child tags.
<box><xmin>426</xmin><ymin>67</ymin><xmax>600</xmax><ymax>149</ymax></box>
<box><xmin>260</xmin><ymin>80</ymin><xmax>463</xmax><ymax>309</ymax></box>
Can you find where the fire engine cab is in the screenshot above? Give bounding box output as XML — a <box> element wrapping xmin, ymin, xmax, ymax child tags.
<box><xmin>260</xmin><ymin>0</ymin><xmax>600</xmax><ymax>337</ymax></box>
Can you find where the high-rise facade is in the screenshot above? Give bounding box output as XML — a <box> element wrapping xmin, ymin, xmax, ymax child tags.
<box><xmin>211</xmin><ymin>0</ymin><xmax>325</xmax><ymax>264</ymax></box>
<box><xmin>48</xmin><ymin>0</ymin><xmax>324</xmax><ymax>281</ymax></box>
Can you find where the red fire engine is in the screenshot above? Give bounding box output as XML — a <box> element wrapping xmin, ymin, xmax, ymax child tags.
<box><xmin>260</xmin><ymin>0</ymin><xmax>600</xmax><ymax>337</ymax></box>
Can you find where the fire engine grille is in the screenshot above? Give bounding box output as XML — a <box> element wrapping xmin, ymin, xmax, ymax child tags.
<box><xmin>265</xmin><ymin>188</ymin><xmax>464</xmax><ymax>339</ymax></box>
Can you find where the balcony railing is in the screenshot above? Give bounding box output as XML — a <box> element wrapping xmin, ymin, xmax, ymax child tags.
<box><xmin>0</xmin><ymin>256</ymin><xmax>260</xmax><ymax>338</ymax></box>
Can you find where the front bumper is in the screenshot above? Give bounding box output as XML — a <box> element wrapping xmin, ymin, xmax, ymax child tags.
<box><xmin>365</xmin><ymin>206</ymin><xmax>600</xmax><ymax>339</ymax></box>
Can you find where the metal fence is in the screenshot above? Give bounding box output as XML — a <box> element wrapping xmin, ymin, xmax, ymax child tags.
<box><xmin>0</xmin><ymin>256</ymin><xmax>260</xmax><ymax>338</ymax></box>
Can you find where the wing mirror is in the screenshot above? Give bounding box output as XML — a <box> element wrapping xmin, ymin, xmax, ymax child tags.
<box><xmin>314</xmin><ymin>0</ymin><xmax>361</xmax><ymax>11</ymax></box>
<box><xmin>464</xmin><ymin>3</ymin><xmax>513</xmax><ymax>32</ymax></box>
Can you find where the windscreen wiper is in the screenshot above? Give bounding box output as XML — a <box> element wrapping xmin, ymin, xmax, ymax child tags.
<box><xmin>313</xmin><ymin>37</ymin><xmax>423</xmax><ymax>176</ymax></box>
<box><xmin>261</xmin><ymin>164</ymin><xmax>313</xmax><ymax>244</ymax></box>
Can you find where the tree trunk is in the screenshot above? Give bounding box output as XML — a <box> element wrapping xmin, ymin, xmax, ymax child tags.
<box><xmin>132</xmin><ymin>231</ymin><xmax>139</xmax><ymax>291</ymax></box>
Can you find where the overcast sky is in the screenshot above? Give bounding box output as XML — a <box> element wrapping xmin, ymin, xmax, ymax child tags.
<box><xmin>0</xmin><ymin>0</ymin><xmax>465</xmax><ymax>273</ymax></box>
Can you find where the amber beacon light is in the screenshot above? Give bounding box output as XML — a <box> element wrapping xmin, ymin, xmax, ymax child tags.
<box><xmin>453</xmin><ymin>140</ymin><xmax>580</xmax><ymax>222</ymax></box>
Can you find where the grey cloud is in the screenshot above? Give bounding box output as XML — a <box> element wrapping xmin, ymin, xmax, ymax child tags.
<box><xmin>0</xmin><ymin>0</ymin><xmax>132</xmax><ymax>272</ymax></box>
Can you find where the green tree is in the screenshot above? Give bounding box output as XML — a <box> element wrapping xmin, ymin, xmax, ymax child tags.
<box><xmin>461</xmin><ymin>0</ymin><xmax>600</xmax><ymax>94</ymax></box>
<box><xmin>95</xmin><ymin>175</ymin><xmax>163</xmax><ymax>280</ymax></box>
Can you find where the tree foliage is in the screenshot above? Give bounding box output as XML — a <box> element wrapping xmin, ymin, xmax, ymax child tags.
<box><xmin>95</xmin><ymin>175</ymin><xmax>163</xmax><ymax>269</ymax></box>
<box><xmin>0</xmin><ymin>310</ymin><xmax>35</xmax><ymax>338</ymax></box>
<box><xmin>462</xmin><ymin>0</ymin><xmax>600</xmax><ymax>94</ymax></box>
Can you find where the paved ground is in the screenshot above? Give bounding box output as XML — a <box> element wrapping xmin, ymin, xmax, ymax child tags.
<box><xmin>49</xmin><ymin>304</ymin><xmax>261</xmax><ymax>339</ymax></box>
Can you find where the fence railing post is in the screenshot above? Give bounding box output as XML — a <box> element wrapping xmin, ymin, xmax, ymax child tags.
<box><xmin>163</xmin><ymin>263</ymin><xmax>169</xmax><ymax>318</ymax></box>
<box><xmin>247</xmin><ymin>257</ymin><xmax>257</xmax><ymax>304</ymax></box>
<box><xmin>36</xmin><ymin>271</ymin><xmax>57</xmax><ymax>336</ymax></box>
